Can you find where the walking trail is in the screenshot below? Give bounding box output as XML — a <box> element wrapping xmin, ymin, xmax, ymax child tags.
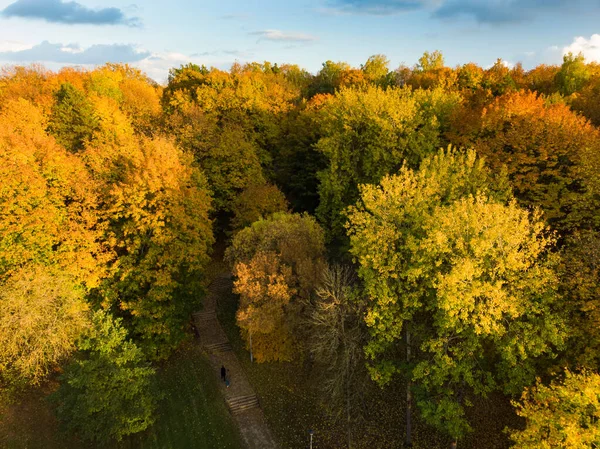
<box><xmin>193</xmin><ymin>273</ymin><xmax>279</xmax><ymax>449</ymax></box>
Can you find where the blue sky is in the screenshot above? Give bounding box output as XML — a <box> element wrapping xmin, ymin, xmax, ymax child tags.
<box><xmin>0</xmin><ymin>0</ymin><xmax>599</xmax><ymax>82</ymax></box>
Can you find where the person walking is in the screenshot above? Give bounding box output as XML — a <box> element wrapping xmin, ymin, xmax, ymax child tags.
<box><xmin>220</xmin><ymin>365</ymin><xmax>226</xmax><ymax>382</ymax></box>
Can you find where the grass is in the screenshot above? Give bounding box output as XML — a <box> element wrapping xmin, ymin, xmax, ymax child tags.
<box><xmin>0</xmin><ymin>342</ymin><xmax>242</xmax><ymax>449</ymax></box>
<box><xmin>217</xmin><ymin>280</ymin><xmax>521</xmax><ymax>449</ymax></box>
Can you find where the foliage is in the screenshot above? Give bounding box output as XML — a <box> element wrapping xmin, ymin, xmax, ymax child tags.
<box><xmin>93</xmin><ymin>137</ymin><xmax>214</xmax><ymax>359</ymax></box>
<box><xmin>52</xmin><ymin>311</ymin><xmax>157</xmax><ymax>443</ymax></box>
<box><xmin>0</xmin><ymin>268</ymin><xmax>89</xmax><ymax>394</ymax></box>
<box><xmin>559</xmin><ymin>230</ymin><xmax>600</xmax><ymax>368</ymax></box>
<box><xmin>48</xmin><ymin>82</ymin><xmax>98</xmax><ymax>153</ymax></box>
<box><xmin>227</xmin><ymin>212</ymin><xmax>326</xmax><ymax>361</ymax></box>
<box><xmin>230</xmin><ymin>183</ymin><xmax>289</xmax><ymax>233</ymax></box>
<box><xmin>556</xmin><ymin>52</ymin><xmax>590</xmax><ymax>96</ymax></box>
<box><xmin>475</xmin><ymin>90</ymin><xmax>600</xmax><ymax>231</ymax></box>
<box><xmin>510</xmin><ymin>370</ymin><xmax>600</xmax><ymax>448</ymax></box>
<box><xmin>314</xmin><ymin>85</ymin><xmax>443</xmax><ymax>244</ymax></box>
<box><xmin>347</xmin><ymin>147</ymin><xmax>563</xmax><ymax>440</ymax></box>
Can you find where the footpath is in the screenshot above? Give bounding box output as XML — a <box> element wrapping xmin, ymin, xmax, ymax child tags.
<box><xmin>193</xmin><ymin>273</ymin><xmax>279</xmax><ymax>449</ymax></box>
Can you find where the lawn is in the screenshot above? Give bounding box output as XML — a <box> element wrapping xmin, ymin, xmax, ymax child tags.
<box><xmin>216</xmin><ymin>279</ymin><xmax>521</xmax><ymax>449</ymax></box>
<box><xmin>0</xmin><ymin>342</ymin><xmax>242</xmax><ymax>449</ymax></box>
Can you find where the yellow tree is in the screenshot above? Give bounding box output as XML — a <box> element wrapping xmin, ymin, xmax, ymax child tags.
<box><xmin>0</xmin><ymin>98</ymin><xmax>104</xmax><ymax>394</ymax></box>
<box><xmin>347</xmin><ymin>148</ymin><xmax>562</xmax><ymax>447</ymax></box>
<box><xmin>511</xmin><ymin>370</ymin><xmax>600</xmax><ymax>448</ymax></box>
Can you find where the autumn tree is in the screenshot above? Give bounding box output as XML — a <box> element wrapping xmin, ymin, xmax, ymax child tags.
<box><xmin>91</xmin><ymin>137</ymin><xmax>214</xmax><ymax>359</ymax></box>
<box><xmin>226</xmin><ymin>212</ymin><xmax>326</xmax><ymax>361</ymax></box>
<box><xmin>0</xmin><ymin>98</ymin><xmax>104</xmax><ymax>397</ymax></box>
<box><xmin>52</xmin><ymin>311</ymin><xmax>157</xmax><ymax>443</ymax></box>
<box><xmin>230</xmin><ymin>183</ymin><xmax>289</xmax><ymax>233</ymax></box>
<box><xmin>0</xmin><ymin>268</ymin><xmax>90</xmax><ymax>399</ymax></box>
<box><xmin>510</xmin><ymin>370</ymin><xmax>600</xmax><ymax>448</ymax></box>
<box><xmin>347</xmin><ymin>148</ymin><xmax>563</xmax><ymax>446</ymax></box>
<box><xmin>474</xmin><ymin>90</ymin><xmax>600</xmax><ymax>232</ymax></box>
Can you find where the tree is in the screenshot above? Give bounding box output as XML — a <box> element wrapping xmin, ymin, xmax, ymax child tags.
<box><xmin>230</xmin><ymin>183</ymin><xmax>289</xmax><ymax>233</ymax></box>
<box><xmin>48</xmin><ymin>82</ymin><xmax>98</xmax><ymax>152</ymax></box>
<box><xmin>94</xmin><ymin>137</ymin><xmax>214</xmax><ymax>359</ymax></box>
<box><xmin>559</xmin><ymin>230</ymin><xmax>600</xmax><ymax>369</ymax></box>
<box><xmin>309</xmin><ymin>264</ymin><xmax>367</xmax><ymax>449</ymax></box>
<box><xmin>0</xmin><ymin>268</ymin><xmax>90</xmax><ymax>398</ymax></box>
<box><xmin>226</xmin><ymin>212</ymin><xmax>326</xmax><ymax>361</ymax></box>
<box><xmin>347</xmin><ymin>147</ymin><xmax>563</xmax><ymax>446</ymax></box>
<box><xmin>474</xmin><ymin>90</ymin><xmax>600</xmax><ymax>232</ymax></box>
<box><xmin>52</xmin><ymin>311</ymin><xmax>157</xmax><ymax>443</ymax></box>
<box><xmin>417</xmin><ymin>50</ymin><xmax>445</xmax><ymax>72</ymax></box>
<box><xmin>314</xmin><ymin>85</ymin><xmax>442</xmax><ymax>244</ymax></box>
<box><xmin>233</xmin><ymin>251</ymin><xmax>297</xmax><ymax>362</ymax></box>
<box><xmin>510</xmin><ymin>370</ymin><xmax>600</xmax><ymax>448</ymax></box>
<box><xmin>556</xmin><ymin>52</ymin><xmax>590</xmax><ymax>96</ymax></box>
<box><xmin>361</xmin><ymin>54</ymin><xmax>391</xmax><ymax>84</ymax></box>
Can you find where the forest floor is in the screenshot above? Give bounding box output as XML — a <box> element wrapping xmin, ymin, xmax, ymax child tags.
<box><xmin>216</xmin><ymin>279</ymin><xmax>522</xmax><ymax>449</ymax></box>
<box><xmin>0</xmin><ymin>342</ymin><xmax>242</xmax><ymax>449</ymax></box>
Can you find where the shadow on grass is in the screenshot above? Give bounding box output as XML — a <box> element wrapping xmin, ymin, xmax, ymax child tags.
<box><xmin>0</xmin><ymin>342</ymin><xmax>242</xmax><ymax>449</ymax></box>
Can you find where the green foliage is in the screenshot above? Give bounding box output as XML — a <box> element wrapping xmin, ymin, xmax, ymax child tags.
<box><xmin>347</xmin><ymin>147</ymin><xmax>563</xmax><ymax>440</ymax></box>
<box><xmin>52</xmin><ymin>311</ymin><xmax>157</xmax><ymax>444</ymax></box>
<box><xmin>314</xmin><ymin>85</ymin><xmax>444</xmax><ymax>244</ymax></box>
<box><xmin>48</xmin><ymin>83</ymin><xmax>98</xmax><ymax>152</ymax></box>
<box><xmin>510</xmin><ymin>370</ymin><xmax>600</xmax><ymax>448</ymax></box>
<box><xmin>417</xmin><ymin>50</ymin><xmax>445</xmax><ymax>72</ymax></box>
<box><xmin>556</xmin><ymin>52</ymin><xmax>590</xmax><ymax>96</ymax></box>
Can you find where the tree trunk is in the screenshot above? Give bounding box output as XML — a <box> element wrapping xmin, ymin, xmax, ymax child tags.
<box><xmin>450</xmin><ymin>439</ymin><xmax>457</xmax><ymax>449</ymax></box>
<box><xmin>406</xmin><ymin>325</ymin><xmax>412</xmax><ymax>448</ymax></box>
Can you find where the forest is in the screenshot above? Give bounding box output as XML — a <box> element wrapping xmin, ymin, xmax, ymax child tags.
<box><xmin>1</xmin><ymin>51</ymin><xmax>600</xmax><ymax>449</ymax></box>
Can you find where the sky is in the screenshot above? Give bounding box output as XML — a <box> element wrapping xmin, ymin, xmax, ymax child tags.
<box><xmin>0</xmin><ymin>0</ymin><xmax>600</xmax><ymax>83</ymax></box>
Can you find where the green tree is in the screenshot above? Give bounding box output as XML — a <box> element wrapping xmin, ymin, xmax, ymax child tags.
<box><xmin>48</xmin><ymin>82</ymin><xmax>98</xmax><ymax>152</ymax></box>
<box><xmin>52</xmin><ymin>311</ymin><xmax>157</xmax><ymax>443</ymax></box>
<box><xmin>556</xmin><ymin>52</ymin><xmax>590</xmax><ymax>96</ymax></box>
<box><xmin>417</xmin><ymin>50</ymin><xmax>445</xmax><ymax>72</ymax></box>
<box><xmin>314</xmin><ymin>85</ymin><xmax>443</xmax><ymax>245</ymax></box>
<box><xmin>510</xmin><ymin>370</ymin><xmax>600</xmax><ymax>448</ymax></box>
<box><xmin>347</xmin><ymin>147</ymin><xmax>563</xmax><ymax>446</ymax></box>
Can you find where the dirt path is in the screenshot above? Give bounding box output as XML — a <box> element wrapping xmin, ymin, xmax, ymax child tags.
<box><xmin>194</xmin><ymin>273</ymin><xmax>279</xmax><ymax>449</ymax></box>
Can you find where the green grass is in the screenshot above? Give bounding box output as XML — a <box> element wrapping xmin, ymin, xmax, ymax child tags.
<box><xmin>120</xmin><ymin>341</ymin><xmax>242</xmax><ymax>449</ymax></box>
<box><xmin>217</xmin><ymin>280</ymin><xmax>520</xmax><ymax>449</ymax></box>
<box><xmin>0</xmin><ymin>342</ymin><xmax>242</xmax><ymax>449</ymax></box>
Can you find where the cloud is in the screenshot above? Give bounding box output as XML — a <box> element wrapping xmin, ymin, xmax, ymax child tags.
<box><xmin>563</xmin><ymin>34</ymin><xmax>600</xmax><ymax>62</ymax></box>
<box><xmin>325</xmin><ymin>0</ymin><xmax>433</xmax><ymax>14</ymax></box>
<box><xmin>1</xmin><ymin>0</ymin><xmax>141</xmax><ymax>26</ymax></box>
<box><xmin>249</xmin><ymin>29</ymin><xmax>317</xmax><ymax>43</ymax></box>
<box><xmin>432</xmin><ymin>0</ymin><xmax>569</xmax><ymax>24</ymax></box>
<box><xmin>0</xmin><ymin>41</ymin><xmax>149</xmax><ymax>64</ymax></box>
<box><xmin>327</xmin><ymin>0</ymin><xmax>575</xmax><ymax>23</ymax></box>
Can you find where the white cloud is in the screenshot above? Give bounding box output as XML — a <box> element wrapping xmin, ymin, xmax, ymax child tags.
<box><xmin>249</xmin><ymin>29</ymin><xmax>317</xmax><ymax>43</ymax></box>
<box><xmin>563</xmin><ymin>34</ymin><xmax>600</xmax><ymax>62</ymax></box>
